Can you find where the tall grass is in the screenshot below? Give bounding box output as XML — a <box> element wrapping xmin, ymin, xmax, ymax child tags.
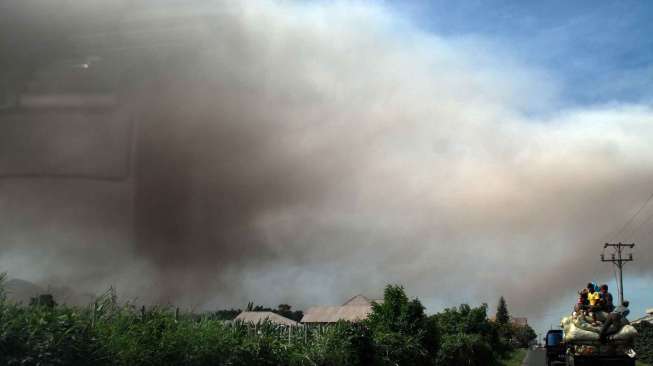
<box><xmin>0</xmin><ymin>286</ymin><xmax>374</xmax><ymax>366</ymax></box>
<box><xmin>0</xmin><ymin>279</ymin><xmax>509</xmax><ymax>366</ymax></box>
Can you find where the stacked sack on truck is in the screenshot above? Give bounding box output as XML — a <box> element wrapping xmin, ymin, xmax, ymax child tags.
<box><xmin>561</xmin><ymin>311</ymin><xmax>638</xmax><ymax>343</ymax></box>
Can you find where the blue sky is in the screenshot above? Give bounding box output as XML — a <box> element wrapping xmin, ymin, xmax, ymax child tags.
<box><xmin>391</xmin><ymin>0</ymin><xmax>653</xmax><ymax>106</ymax></box>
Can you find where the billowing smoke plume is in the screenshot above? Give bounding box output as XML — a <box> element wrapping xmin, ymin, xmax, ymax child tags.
<box><xmin>1</xmin><ymin>1</ymin><xmax>652</xmax><ymax>324</ymax></box>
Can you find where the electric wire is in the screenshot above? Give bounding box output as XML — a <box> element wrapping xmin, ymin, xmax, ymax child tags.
<box><xmin>608</xmin><ymin>191</ymin><xmax>653</xmax><ymax>242</ymax></box>
<box><xmin>625</xmin><ymin>208</ymin><xmax>653</xmax><ymax>242</ymax></box>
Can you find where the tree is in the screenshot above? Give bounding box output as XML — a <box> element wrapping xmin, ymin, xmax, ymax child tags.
<box><xmin>275</xmin><ymin>304</ymin><xmax>303</xmax><ymax>322</ymax></box>
<box><xmin>432</xmin><ymin>303</ymin><xmax>506</xmax><ymax>361</ymax></box>
<box><xmin>494</xmin><ymin>296</ymin><xmax>515</xmax><ymax>350</ymax></box>
<box><xmin>212</xmin><ymin>308</ymin><xmax>241</xmax><ymax>320</ymax></box>
<box><xmin>0</xmin><ymin>273</ymin><xmax>6</xmax><ymax>302</ymax></box>
<box><xmin>367</xmin><ymin>284</ymin><xmax>439</xmax><ymax>365</ymax></box>
<box><xmin>29</xmin><ymin>294</ymin><xmax>57</xmax><ymax>308</ymax></box>
<box><xmin>277</xmin><ymin>304</ymin><xmax>291</xmax><ymax>314</ymax></box>
<box><xmin>495</xmin><ymin>296</ymin><xmax>509</xmax><ymax>326</ymax></box>
<box><xmin>512</xmin><ymin>324</ymin><xmax>537</xmax><ymax>348</ymax></box>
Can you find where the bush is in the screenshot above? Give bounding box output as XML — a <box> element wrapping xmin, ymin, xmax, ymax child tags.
<box><xmin>432</xmin><ymin>303</ymin><xmax>506</xmax><ymax>365</ymax></box>
<box><xmin>296</xmin><ymin>322</ymin><xmax>374</xmax><ymax>366</ymax></box>
<box><xmin>0</xmin><ymin>303</ymin><xmax>108</xmax><ymax>365</ymax></box>
<box><xmin>634</xmin><ymin>321</ymin><xmax>653</xmax><ymax>364</ymax></box>
<box><xmin>511</xmin><ymin>323</ymin><xmax>536</xmax><ymax>348</ymax></box>
<box><xmin>436</xmin><ymin>333</ymin><xmax>493</xmax><ymax>366</ymax></box>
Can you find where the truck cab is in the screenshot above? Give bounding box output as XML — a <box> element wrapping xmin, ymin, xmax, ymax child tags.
<box><xmin>545</xmin><ymin>329</ymin><xmax>565</xmax><ymax>366</ymax></box>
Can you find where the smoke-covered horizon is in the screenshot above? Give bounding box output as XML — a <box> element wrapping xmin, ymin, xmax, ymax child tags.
<box><xmin>1</xmin><ymin>1</ymin><xmax>652</xmax><ymax>328</ymax></box>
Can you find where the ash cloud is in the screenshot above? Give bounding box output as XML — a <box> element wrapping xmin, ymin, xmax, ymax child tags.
<box><xmin>1</xmin><ymin>0</ymin><xmax>653</xmax><ymax>323</ymax></box>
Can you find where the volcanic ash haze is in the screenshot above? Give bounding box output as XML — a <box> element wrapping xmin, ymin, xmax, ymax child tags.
<box><xmin>1</xmin><ymin>1</ymin><xmax>653</xmax><ymax>319</ymax></box>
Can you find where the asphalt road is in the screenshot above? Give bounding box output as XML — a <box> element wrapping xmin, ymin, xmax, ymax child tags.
<box><xmin>522</xmin><ymin>348</ymin><xmax>547</xmax><ymax>366</ymax></box>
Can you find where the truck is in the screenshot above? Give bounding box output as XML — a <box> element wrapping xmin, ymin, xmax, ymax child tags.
<box><xmin>544</xmin><ymin>329</ymin><xmax>565</xmax><ymax>366</ymax></box>
<box><xmin>559</xmin><ymin>311</ymin><xmax>637</xmax><ymax>366</ymax></box>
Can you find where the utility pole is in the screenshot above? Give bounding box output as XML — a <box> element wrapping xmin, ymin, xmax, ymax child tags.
<box><xmin>601</xmin><ymin>243</ymin><xmax>635</xmax><ymax>305</ymax></box>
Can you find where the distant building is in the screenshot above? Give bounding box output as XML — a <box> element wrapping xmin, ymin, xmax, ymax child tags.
<box><xmin>234</xmin><ymin>311</ymin><xmax>298</xmax><ymax>326</ymax></box>
<box><xmin>511</xmin><ymin>317</ymin><xmax>529</xmax><ymax>326</ymax></box>
<box><xmin>301</xmin><ymin>295</ymin><xmax>382</xmax><ymax>324</ymax></box>
<box><xmin>631</xmin><ymin>308</ymin><xmax>653</xmax><ymax>325</ymax></box>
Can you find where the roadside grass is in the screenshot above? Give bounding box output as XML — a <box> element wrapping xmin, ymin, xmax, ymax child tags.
<box><xmin>638</xmin><ymin>361</ymin><xmax>650</xmax><ymax>366</ymax></box>
<box><xmin>500</xmin><ymin>348</ymin><xmax>528</xmax><ymax>366</ymax></box>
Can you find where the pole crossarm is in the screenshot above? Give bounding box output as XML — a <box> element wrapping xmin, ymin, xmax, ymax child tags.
<box><xmin>600</xmin><ymin>243</ymin><xmax>635</xmax><ymax>305</ymax></box>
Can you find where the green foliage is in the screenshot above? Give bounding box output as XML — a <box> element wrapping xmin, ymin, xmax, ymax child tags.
<box><xmin>367</xmin><ymin>285</ymin><xmax>439</xmax><ymax>365</ymax></box>
<box><xmin>0</xmin><ymin>280</ymin><xmax>513</xmax><ymax>366</ymax></box>
<box><xmin>496</xmin><ymin>296</ymin><xmax>510</xmax><ymax>326</ymax></box>
<box><xmin>275</xmin><ymin>304</ymin><xmax>304</xmax><ymax>322</ymax></box>
<box><xmin>493</xmin><ymin>296</ymin><xmax>516</xmax><ymax>347</ymax></box>
<box><xmin>368</xmin><ymin>285</ymin><xmax>426</xmax><ymax>334</ymax></box>
<box><xmin>511</xmin><ymin>324</ymin><xmax>536</xmax><ymax>348</ymax></box>
<box><xmin>0</xmin><ymin>303</ymin><xmax>108</xmax><ymax>365</ymax></box>
<box><xmin>298</xmin><ymin>321</ymin><xmax>375</xmax><ymax>366</ymax></box>
<box><xmin>0</xmin><ymin>272</ymin><xmax>6</xmax><ymax>301</ymax></box>
<box><xmin>210</xmin><ymin>308</ymin><xmax>241</xmax><ymax>320</ymax></box>
<box><xmin>635</xmin><ymin>322</ymin><xmax>653</xmax><ymax>364</ymax></box>
<box><xmin>436</xmin><ymin>333</ymin><xmax>493</xmax><ymax>366</ymax></box>
<box><xmin>499</xmin><ymin>348</ymin><xmax>527</xmax><ymax>366</ymax></box>
<box><xmin>432</xmin><ymin>304</ymin><xmax>506</xmax><ymax>365</ymax></box>
<box><xmin>29</xmin><ymin>294</ymin><xmax>57</xmax><ymax>308</ymax></box>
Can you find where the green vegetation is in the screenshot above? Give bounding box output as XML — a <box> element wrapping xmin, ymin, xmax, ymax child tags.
<box><xmin>492</xmin><ymin>296</ymin><xmax>537</xmax><ymax>349</ymax></box>
<box><xmin>499</xmin><ymin>348</ymin><xmax>527</xmax><ymax>366</ymax></box>
<box><xmin>635</xmin><ymin>321</ymin><xmax>653</xmax><ymax>364</ymax></box>
<box><xmin>496</xmin><ymin>296</ymin><xmax>510</xmax><ymax>326</ymax></box>
<box><xmin>0</xmin><ymin>274</ymin><xmax>527</xmax><ymax>366</ymax></box>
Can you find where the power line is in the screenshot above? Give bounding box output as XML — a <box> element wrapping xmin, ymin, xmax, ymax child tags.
<box><xmin>609</xmin><ymin>191</ymin><xmax>653</xmax><ymax>242</ymax></box>
<box><xmin>625</xmin><ymin>206</ymin><xmax>653</xmax><ymax>242</ymax></box>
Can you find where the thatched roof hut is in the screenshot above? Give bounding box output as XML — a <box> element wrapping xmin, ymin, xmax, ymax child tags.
<box><xmin>234</xmin><ymin>311</ymin><xmax>298</xmax><ymax>326</ymax></box>
<box><xmin>301</xmin><ymin>294</ymin><xmax>382</xmax><ymax>324</ymax></box>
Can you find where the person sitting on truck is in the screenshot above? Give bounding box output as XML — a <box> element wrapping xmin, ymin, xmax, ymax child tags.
<box><xmin>587</xmin><ymin>283</ymin><xmax>601</xmax><ymax>324</ymax></box>
<box><xmin>599</xmin><ymin>284</ymin><xmax>614</xmax><ymax>312</ymax></box>
<box><xmin>574</xmin><ymin>288</ymin><xmax>589</xmax><ymax>313</ymax></box>
<box><xmin>599</xmin><ymin>300</ymin><xmax>630</xmax><ymax>342</ymax></box>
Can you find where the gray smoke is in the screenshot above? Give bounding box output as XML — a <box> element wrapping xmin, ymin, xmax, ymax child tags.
<box><xmin>1</xmin><ymin>1</ymin><xmax>652</xmax><ymax>324</ymax></box>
